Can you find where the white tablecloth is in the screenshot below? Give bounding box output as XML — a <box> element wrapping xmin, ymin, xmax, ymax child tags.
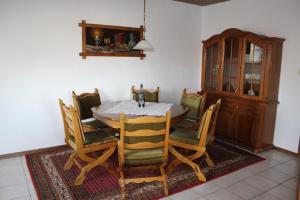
<box><xmin>103</xmin><ymin>100</ymin><xmax>173</xmax><ymax>116</ymax></box>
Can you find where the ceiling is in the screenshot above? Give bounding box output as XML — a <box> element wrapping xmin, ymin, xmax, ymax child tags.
<box><xmin>173</xmin><ymin>0</ymin><xmax>229</xmax><ymax>6</ymax></box>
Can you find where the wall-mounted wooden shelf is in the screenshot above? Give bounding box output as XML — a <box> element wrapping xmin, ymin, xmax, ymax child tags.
<box><xmin>79</xmin><ymin>20</ymin><xmax>145</xmax><ymax>59</ymax></box>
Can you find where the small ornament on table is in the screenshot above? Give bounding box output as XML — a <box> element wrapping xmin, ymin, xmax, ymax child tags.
<box><xmin>138</xmin><ymin>83</ymin><xmax>145</xmax><ymax>108</ymax></box>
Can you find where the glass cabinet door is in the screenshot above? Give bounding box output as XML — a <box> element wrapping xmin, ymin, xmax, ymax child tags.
<box><xmin>242</xmin><ymin>41</ymin><xmax>263</xmax><ymax>97</ymax></box>
<box><xmin>222</xmin><ymin>37</ymin><xmax>240</xmax><ymax>93</ymax></box>
<box><xmin>204</xmin><ymin>43</ymin><xmax>219</xmax><ymax>90</ymax></box>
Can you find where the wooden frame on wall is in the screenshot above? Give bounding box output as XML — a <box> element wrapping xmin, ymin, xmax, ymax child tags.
<box><xmin>79</xmin><ymin>20</ymin><xmax>145</xmax><ymax>59</ymax></box>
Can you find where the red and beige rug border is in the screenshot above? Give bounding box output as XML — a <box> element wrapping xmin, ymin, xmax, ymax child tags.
<box><xmin>25</xmin><ymin>143</ymin><xmax>265</xmax><ymax>200</ymax></box>
<box><xmin>26</xmin><ymin>154</ymin><xmax>44</xmax><ymax>200</ymax></box>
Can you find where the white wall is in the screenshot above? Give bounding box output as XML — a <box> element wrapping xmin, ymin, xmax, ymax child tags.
<box><xmin>0</xmin><ymin>0</ymin><xmax>202</xmax><ymax>155</ymax></box>
<box><xmin>1</xmin><ymin>0</ymin><xmax>298</xmax><ymax>155</ymax></box>
<box><xmin>201</xmin><ymin>0</ymin><xmax>300</xmax><ymax>152</ymax></box>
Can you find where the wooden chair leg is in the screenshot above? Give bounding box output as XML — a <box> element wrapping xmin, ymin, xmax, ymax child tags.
<box><xmin>75</xmin><ymin>167</ymin><xmax>87</xmax><ymax>186</ymax></box>
<box><xmin>167</xmin><ymin>151</ymin><xmax>203</xmax><ymax>174</ymax></box>
<box><xmin>64</xmin><ymin>152</ymin><xmax>76</xmax><ymax>170</ymax></box>
<box><xmin>204</xmin><ymin>152</ymin><xmax>214</xmax><ymax>167</ymax></box>
<box><xmin>166</xmin><ymin>158</ymin><xmax>180</xmax><ymax>175</ymax></box>
<box><xmin>120</xmin><ymin>184</ymin><xmax>125</xmax><ymax>200</ymax></box>
<box><xmin>74</xmin><ymin>146</ymin><xmax>116</xmax><ymax>186</ymax></box>
<box><xmin>77</xmin><ymin>153</ymin><xmax>96</xmax><ymax>163</ymax></box>
<box><xmin>99</xmin><ymin>161</ymin><xmax>117</xmax><ymax>177</ymax></box>
<box><xmin>159</xmin><ymin>165</ymin><xmax>168</xmax><ymax>196</ymax></box>
<box><xmin>86</xmin><ymin>147</ymin><xmax>116</xmax><ymax>172</ymax></box>
<box><xmin>119</xmin><ymin>166</ymin><xmax>125</xmax><ymax>200</ymax></box>
<box><xmin>169</xmin><ymin>146</ymin><xmax>206</xmax><ymax>182</ymax></box>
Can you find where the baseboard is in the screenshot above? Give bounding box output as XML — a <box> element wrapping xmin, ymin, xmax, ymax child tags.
<box><xmin>1</xmin><ymin>143</ymin><xmax>298</xmax><ymax>160</ymax></box>
<box><xmin>298</xmin><ymin>181</ymin><xmax>300</xmax><ymax>200</ymax></box>
<box><xmin>298</xmin><ymin>138</ymin><xmax>300</xmax><ymax>157</ymax></box>
<box><xmin>0</xmin><ymin>145</ymin><xmax>66</xmax><ymax>160</ymax></box>
<box><xmin>273</xmin><ymin>146</ymin><xmax>300</xmax><ymax>158</ymax></box>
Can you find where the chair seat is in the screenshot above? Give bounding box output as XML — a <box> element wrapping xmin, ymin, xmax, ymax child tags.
<box><xmin>82</xmin><ymin>118</ymin><xmax>109</xmax><ymax>129</ymax></box>
<box><xmin>70</xmin><ymin>131</ymin><xmax>117</xmax><ymax>146</ymax></box>
<box><xmin>124</xmin><ymin>148</ymin><xmax>164</xmax><ymax>165</ymax></box>
<box><xmin>176</xmin><ymin>118</ymin><xmax>199</xmax><ymax>130</ymax></box>
<box><xmin>170</xmin><ymin>129</ymin><xmax>199</xmax><ymax>145</ymax></box>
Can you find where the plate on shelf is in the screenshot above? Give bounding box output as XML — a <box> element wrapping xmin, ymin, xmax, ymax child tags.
<box><xmin>248</xmin><ymin>89</ymin><xmax>255</xmax><ymax>96</ymax></box>
<box><xmin>86</xmin><ymin>45</ymin><xmax>102</xmax><ymax>52</ymax></box>
<box><xmin>245</xmin><ymin>74</ymin><xmax>261</xmax><ymax>80</ymax></box>
<box><xmin>101</xmin><ymin>46</ymin><xmax>113</xmax><ymax>53</ymax></box>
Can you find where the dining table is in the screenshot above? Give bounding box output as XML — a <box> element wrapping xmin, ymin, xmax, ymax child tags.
<box><xmin>92</xmin><ymin>101</ymin><xmax>189</xmax><ymax>129</ymax></box>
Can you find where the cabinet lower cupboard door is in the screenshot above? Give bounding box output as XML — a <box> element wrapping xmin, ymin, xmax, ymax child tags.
<box><xmin>235</xmin><ymin>104</ymin><xmax>257</xmax><ymax>146</ymax></box>
<box><xmin>216</xmin><ymin>99</ymin><xmax>235</xmax><ymax>139</ymax></box>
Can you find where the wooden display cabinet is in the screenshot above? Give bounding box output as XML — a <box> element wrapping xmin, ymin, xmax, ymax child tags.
<box><xmin>200</xmin><ymin>28</ymin><xmax>284</xmax><ymax>152</ymax></box>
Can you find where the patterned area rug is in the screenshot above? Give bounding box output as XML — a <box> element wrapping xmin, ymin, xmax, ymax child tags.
<box><xmin>26</xmin><ymin>141</ymin><xmax>264</xmax><ymax>200</ymax></box>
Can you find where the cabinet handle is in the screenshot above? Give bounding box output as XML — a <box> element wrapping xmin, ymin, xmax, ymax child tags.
<box><xmin>216</xmin><ymin>64</ymin><xmax>219</xmax><ymax>69</ymax></box>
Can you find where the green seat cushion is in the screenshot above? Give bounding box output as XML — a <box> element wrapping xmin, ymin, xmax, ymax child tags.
<box><xmin>125</xmin><ymin>122</ymin><xmax>165</xmax><ymax>132</ymax></box>
<box><xmin>125</xmin><ymin>135</ymin><xmax>164</xmax><ymax>144</ymax></box>
<box><xmin>82</xmin><ymin>119</ymin><xmax>108</xmax><ymax>129</ymax></box>
<box><xmin>144</xmin><ymin>91</ymin><xmax>158</xmax><ymax>102</ymax></box>
<box><xmin>176</xmin><ymin>118</ymin><xmax>199</xmax><ymax>129</ymax></box>
<box><xmin>123</xmin><ymin>122</ymin><xmax>166</xmax><ymax>165</ymax></box>
<box><xmin>69</xmin><ymin>131</ymin><xmax>117</xmax><ymax>146</ymax></box>
<box><xmin>197</xmin><ymin>110</ymin><xmax>208</xmax><ymax>139</ymax></box>
<box><xmin>132</xmin><ymin>93</ymin><xmax>137</xmax><ymax>101</ymax></box>
<box><xmin>182</xmin><ymin>95</ymin><xmax>202</xmax><ymax>120</ymax></box>
<box><xmin>124</xmin><ymin>148</ymin><xmax>164</xmax><ymax>165</ymax></box>
<box><xmin>77</xmin><ymin>95</ymin><xmax>101</xmax><ymax>120</ymax></box>
<box><xmin>170</xmin><ymin>129</ymin><xmax>199</xmax><ymax>145</ymax></box>
<box><xmin>124</xmin><ymin>122</ymin><xmax>165</xmax><ymax>144</ymax></box>
<box><xmin>133</xmin><ymin>91</ymin><xmax>158</xmax><ymax>102</ymax></box>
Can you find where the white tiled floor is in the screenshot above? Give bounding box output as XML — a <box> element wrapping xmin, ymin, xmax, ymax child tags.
<box><xmin>0</xmin><ymin>150</ymin><xmax>298</xmax><ymax>200</ymax></box>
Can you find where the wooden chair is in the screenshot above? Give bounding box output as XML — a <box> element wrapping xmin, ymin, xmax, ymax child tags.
<box><xmin>131</xmin><ymin>85</ymin><xmax>160</xmax><ymax>102</ymax></box>
<box><xmin>59</xmin><ymin>99</ymin><xmax>118</xmax><ymax>185</ymax></box>
<box><xmin>206</xmin><ymin>99</ymin><xmax>221</xmax><ymax>145</ymax></box>
<box><xmin>72</xmin><ymin>88</ymin><xmax>110</xmax><ymax>132</ymax></box>
<box><xmin>118</xmin><ymin>112</ymin><xmax>171</xmax><ymax>199</ymax></box>
<box><xmin>176</xmin><ymin>88</ymin><xmax>207</xmax><ymax>130</ymax></box>
<box><xmin>167</xmin><ymin>104</ymin><xmax>218</xmax><ymax>183</ymax></box>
